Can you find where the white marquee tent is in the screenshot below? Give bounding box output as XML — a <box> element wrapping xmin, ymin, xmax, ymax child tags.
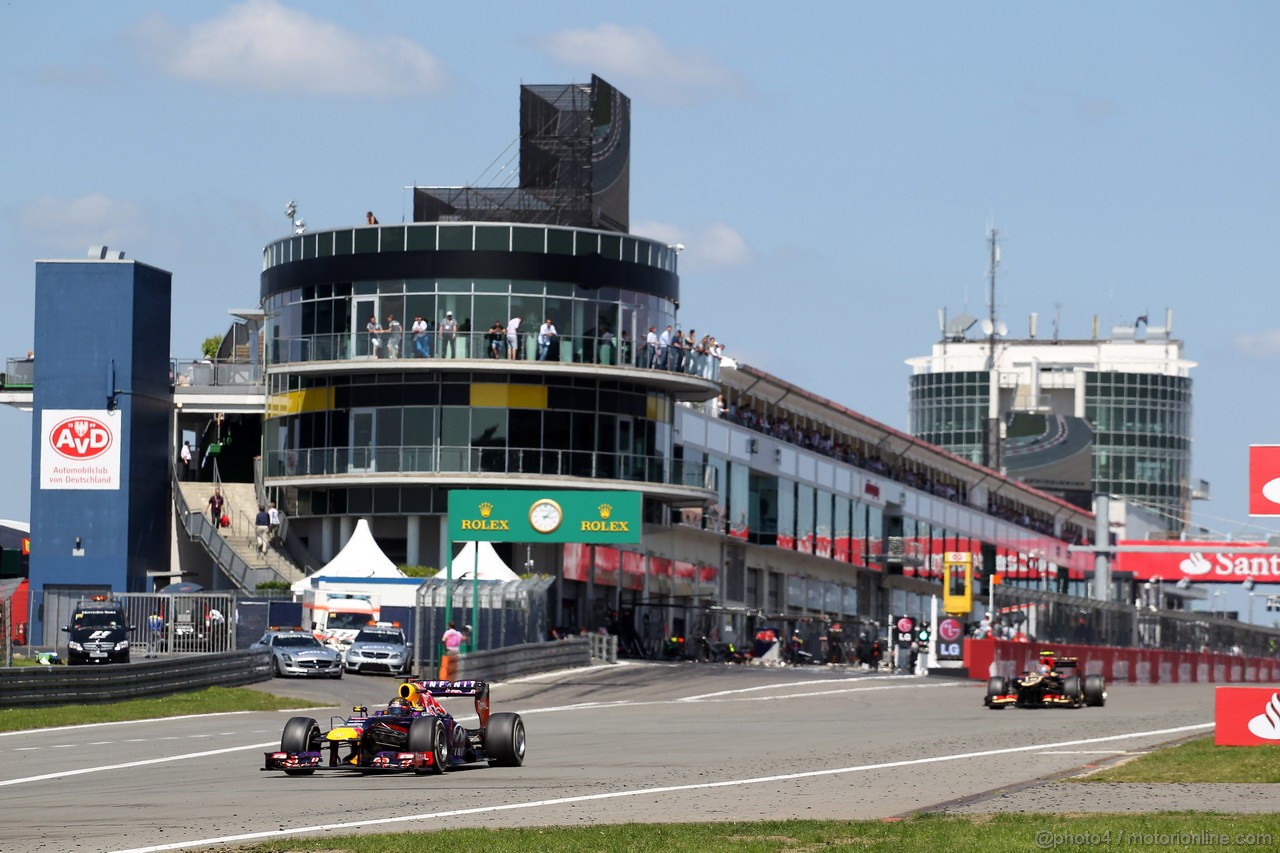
<box><xmin>434</xmin><ymin>541</ymin><xmax>520</xmax><ymax>582</ymax></box>
<box><xmin>291</xmin><ymin>519</ymin><xmax>404</xmax><ymax>593</ymax></box>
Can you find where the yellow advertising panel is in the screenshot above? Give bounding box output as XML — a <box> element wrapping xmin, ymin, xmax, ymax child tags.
<box><xmin>942</xmin><ymin>551</ymin><xmax>973</xmax><ymax>615</ymax></box>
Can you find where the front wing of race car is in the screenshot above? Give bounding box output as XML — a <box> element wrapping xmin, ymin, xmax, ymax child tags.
<box><xmin>263</xmin><ymin>748</ymin><xmax>441</xmax><ymax>773</ymax></box>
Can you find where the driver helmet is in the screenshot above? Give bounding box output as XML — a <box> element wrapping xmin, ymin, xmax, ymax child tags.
<box><xmin>1039</xmin><ymin>652</ymin><xmax>1056</xmax><ymax>667</ymax></box>
<box><xmin>387</xmin><ymin>697</ymin><xmax>412</xmax><ymax>716</ymax></box>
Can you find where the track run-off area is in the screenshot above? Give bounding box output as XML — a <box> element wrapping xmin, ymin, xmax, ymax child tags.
<box><xmin>0</xmin><ymin>663</ymin><xmax>1221</xmax><ymax>853</ymax></box>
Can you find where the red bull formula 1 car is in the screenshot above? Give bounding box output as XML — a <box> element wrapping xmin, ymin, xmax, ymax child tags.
<box><xmin>984</xmin><ymin>651</ymin><xmax>1107</xmax><ymax>710</ymax></box>
<box><xmin>263</xmin><ymin>678</ymin><xmax>525</xmax><ymax>775</ymax></box>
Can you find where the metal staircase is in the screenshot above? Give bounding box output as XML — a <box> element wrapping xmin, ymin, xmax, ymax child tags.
<box><xmin>173</xmin><ymin>467</ymin><xmax>307</xmax><ymax>591</ymax></box>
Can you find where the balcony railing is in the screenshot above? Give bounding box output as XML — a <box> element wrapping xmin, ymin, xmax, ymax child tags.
<box><xmin>172</xmin><ymin>357</ymin><xmax>263</xmax><ymax>389</ymax></box>
<box><xmin>264</xmin><ymin>445</ymin><xmax>715</xmax><ymax>491</ymax></box>
<box><xmin>265</xmin><ymin>331</ymin><xmax>722</xmax><ymax>381</ymax></box>
<box><xmin>1</xmin><ymin>357</ymin><xmax>34</xmax><ymax>390</ymax></box>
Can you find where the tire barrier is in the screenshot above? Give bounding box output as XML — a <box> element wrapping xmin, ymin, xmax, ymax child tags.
<box><xmin>0</xmin><ymin>649</ymin><xmax>272</xmax><ymax>708</ymax></box>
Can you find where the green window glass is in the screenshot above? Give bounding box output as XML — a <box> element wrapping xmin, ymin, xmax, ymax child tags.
<box><xmin>406</xmin><ymin>225</ymin><xmax>437</xmax><ymax>251</ymax></box>
<box><xmin>439</xmin><ymin>225</ymin><xmax>472</xmax><ymax>251</ymax></box>
<box><xmin>512</xmin><ymin>227</ymin><xmax>545</xmax><ymax>253</ymax></box>
<box><xmin>474</xmin><ymin>226</ymin><xmax>510</xmax><ymax>252</ymax></box>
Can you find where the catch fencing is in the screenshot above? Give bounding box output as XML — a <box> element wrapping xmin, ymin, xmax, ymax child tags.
<box><xmin>37</xmin><ymin>592</ymin><xmax>240</xmax><ymax>659</ymax></box>
<box><xmin>412</xmin><ymin>576</ymin><xmax>554</xmax><ymax>675</ymax></box>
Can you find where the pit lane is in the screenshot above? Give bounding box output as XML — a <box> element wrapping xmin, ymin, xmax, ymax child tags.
<box><xmin>0</xmin><ymin>664</ymin><xmax>1218</xmax><ymax>853</ymax></box>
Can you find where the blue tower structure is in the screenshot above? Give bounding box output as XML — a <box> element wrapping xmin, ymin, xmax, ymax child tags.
<box><xmin>28</xmin><ymin>249</ymin><xmax>172</xmax><ymax>643</ymax></box>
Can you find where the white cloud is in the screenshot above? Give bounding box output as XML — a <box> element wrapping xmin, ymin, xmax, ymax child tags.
<box><xmin>14</xmin><ymin>194</ymin><xmax>148</xmax><ymax>257</ymax></box>
<box><xmin>536</xmin><ymin>24</ymin><xmax>745</xmax><ymax>106</ymax></box>
<box><xmin>632</xmin><ymin>219</ymin><xmax>752</xmax><ymax>268</ymax></box>
<box><xmin>1235</xmin><ymin>330</ymin><xmax>1280</xmax><ymax>358</ymax></box>
<box><xmin>130</xmin><ymin>0</ymin><xmax>446</xmax><ymax>98</ymax></box>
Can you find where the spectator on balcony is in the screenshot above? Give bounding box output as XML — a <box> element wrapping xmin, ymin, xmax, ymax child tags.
<box><xmin>620</xmin><ymin>329</ymin><xmax>633</xmax><ymax>366</ymax></box>
<box><xmin>658</xmin><ymin>325</ymin><xmax>672</xmax><ymax>369</ymax></box>
<box><xmin>179</xmin><ymin>440</ymin><xmax>192</xmax><ymax>481</ymax></box>
<box><xmin>366</xmin><ymin>315</ymin><xmax>383</xmax><ymax>358</ymax></box>
<box><xmin>646</xmin><ymin>326</ymin><xmax>659</xmax><ymax>367</ymax></box>
<box><xmin>506</xmin><ymin>316</ymin><xmax>522</xmax><ymax>359</ymax></box>
<box><xmin>537</xmin><ymin>317</ymin><xmax>558</xmax><ymax>361</ymax></box>
<box><xmin>668</xmin><ymin>329</ymin><xmax>685</xmax><ymax>371</ymax></box>
<box><xmin>439</xmin><ymin>311</ymin><xmax>457</xmax><ymax>358</ymax></box>
<box><xmin>487</xmin><ymin>320</ymin><xmax>505</xmax><ymax>358</ymax></box>
<box><xmin>385</xmin><ymin>314</ymin><xmax>402</xmax><ymax>358</ymax></box>
<box><xmin>411</xmin><ymin>315</ymin><xmax>430</xmax><ymax>358</ymax></box>
<box><xmin>366</xmin><ymin>211</ymin><xmax>379</xmax><ymax>225</ymax></box>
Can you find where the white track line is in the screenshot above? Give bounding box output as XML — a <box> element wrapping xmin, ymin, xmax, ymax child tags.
<box><xmin>107</xmin><ymin>722</ymin><xmax>1213</xmax><ymax>853</ymax></box>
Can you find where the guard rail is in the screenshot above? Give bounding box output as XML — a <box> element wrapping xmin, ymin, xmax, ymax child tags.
<box><xmin>0</xmin><ymin>649</ymin><xmax>272</xmax><ymax>708</ymax></box>
<box><xmin>455</xmin><ymin>638</ymin><xmax>593</xmax><ymax>682</ymax></box>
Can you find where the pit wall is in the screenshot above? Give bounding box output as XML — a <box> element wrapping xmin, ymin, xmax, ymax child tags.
<box><xmin>965</xmin><ymin>637</ymin><xmax>1280</xmax><ymax>684</ymax></box>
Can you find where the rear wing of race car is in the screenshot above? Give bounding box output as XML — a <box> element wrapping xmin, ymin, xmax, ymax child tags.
<box><xmin>399</xmin><ymin>679</ymin><xmax>491</xmax><ymax>727</ymax></box>
<box><xmin>1054</xmin><ymin>656</ymin><xmax>1080</xmax><ymax>669</ymax></box>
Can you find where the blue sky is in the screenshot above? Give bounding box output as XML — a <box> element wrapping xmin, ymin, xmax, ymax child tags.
<box><xmin>2</xmin><ymin>2</ymin><xmax>1278</xmax><ymax>615</ymax></box>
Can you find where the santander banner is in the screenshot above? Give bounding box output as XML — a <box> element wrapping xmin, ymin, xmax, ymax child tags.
<box><xmin>1215</xmin><ymin>687</ymin><xmax>1280</xmax><ymax>746</ymax></box>
<box><xmin>1249</xmin><ymin>445</ymin><xmax>1280</xmax><ymax>517</ymax></box>
<box><xmin>1115</xmin><ymin>540</ymin><xmax>1280</xmax><ymax>583</ymax></box>
<box><xmin>40</xmin><ymin>409</ymin><xmax>122</xmax><ymax>490</ymax></box>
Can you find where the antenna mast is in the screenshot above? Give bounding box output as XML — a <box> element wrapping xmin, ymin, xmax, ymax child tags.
<box><xmin>986</xmin><ymin>226</ymin><xmax>999</xmax><ymax>370</ymax></box>
<box><xmin>983</xmin><ymin>227</ymin><xmax>1000</xmax><ymax>469</ymax></box>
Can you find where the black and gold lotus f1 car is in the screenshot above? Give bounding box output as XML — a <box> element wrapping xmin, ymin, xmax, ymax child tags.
<box><xmin>984</xmin><ymin>653</ymin><xmax>1107</xmax><ymax>709</ymax></box>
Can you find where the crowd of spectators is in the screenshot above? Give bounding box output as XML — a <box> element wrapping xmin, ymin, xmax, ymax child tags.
<box><xmin>986</xmin><ymin>495</ymin><xmax>1056</xmax><ymax>537</ymax></box>
<box><xmin>644</xmin><ymin>326</ymin><xmax>724</xmax><ymax>379</ymax></box>
<box><xmin>717</xmin><ymin>396</ymin><xmax>1086</xmax><ymax>543</ymax></box>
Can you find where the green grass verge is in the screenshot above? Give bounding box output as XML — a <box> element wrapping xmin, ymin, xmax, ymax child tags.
<box><xmin>0</xmin><ymin>686</ymin><xmax>328</xmax><ymax>732</ymax></box>
<box><xmin>1079</xmin><ymin>735</ymin><xmax>1280</xmax><ymax>783</ymax></box>
<box><xmin>222</xmin><ymin>815</ymin><xmax>1280</xmax><ymax>853</ymax></box>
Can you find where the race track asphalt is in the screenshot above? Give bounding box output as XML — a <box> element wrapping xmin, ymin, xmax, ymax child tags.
<box><xmin>0</xmin><ymin>661</ymin><xmax>1254</xmax><ymax>853</ymax></box>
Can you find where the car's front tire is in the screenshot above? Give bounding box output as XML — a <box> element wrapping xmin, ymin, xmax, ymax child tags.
<box><xmin>408</xmin><ymin>716</ymin><xmax>447</xmax><ymax>775</ymax></box>
<box><xmin>1083</xmin><ymin>674</ymin><xmax>1107</xmax><ymax>706</ymax></box>
<box><xmin>1062</xmin><ymin>676</ymin><xmax>1082</xmax><ymax>706</ymax></box>
<box><xmin>280</xmin><ymin>716</ymin><xmax>320</xmax><ymax>776</ymax></box>
<box><xmin>485</xmin><ymin>712</ymin><xmax>526</xmax><ymax>766</ymax></box>
<box><xmin>985</xmin><ymin>676</ymin><xmax>1008</xmax><ymax>709</ymax></box>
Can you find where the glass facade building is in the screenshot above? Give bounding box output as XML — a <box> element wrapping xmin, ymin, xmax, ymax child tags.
<box><xmin>906</xmin><ymin>328</ymin><xmax>1196</xmax><ymax>529</ymax></box>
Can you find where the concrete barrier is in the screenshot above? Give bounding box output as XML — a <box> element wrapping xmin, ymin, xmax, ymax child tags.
<box><xmin>456</xmin><ymin>638</ymin><xmax>592</xmax><ymax>682</ymax></box>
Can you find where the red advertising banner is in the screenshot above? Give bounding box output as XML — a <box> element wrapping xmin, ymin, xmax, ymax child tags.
<box><xmin>1215</xmin><ymin>686</ymin><xmax>1280</xmax><ymax>745</ymax></box>
<box><xmin>621</xmin><ymin>551</ymin><xmax>645</xmax><ymax>591</ymax></box>
<box><xmin>1249</xmin><ymin>445</ymin><xmax>1280</xmax><ymax>517</ymax></box>
<box><xmin>1114</xmin><ymin>541</ymin><xmax>1280</xmax><ymax>583</ymax></box>
<box><xmin>562</xmin><ymin>542</ymin><xmax>589</xmax><ymax>582</ymax></box>
<box><xmin>593</xmin><ymin>545</ymin><xmax>620</xmax><ymax>587</ymax></box>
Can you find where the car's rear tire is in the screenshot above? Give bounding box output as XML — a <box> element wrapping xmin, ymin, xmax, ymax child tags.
<box><xmin>985</xmin><ymin>676</ymin><xmax>1007</xmax><ymax>709</ymax></box>
<box><xmin>408</xmin><ymin>716</ymin><xmax>447</xmax><ymax>775</ymax></box>
<box><xmin>280</xmin><ymin>716</ymin><xmax>320</xmax><ymax>776</ymax></box>
<box><xmin>1083</xmin><ymin>674</ymin><xmax>1107</xmax><ymax>706</ymax></box>
<box><xmin>1062</xmin><ymin>676</ymin><xmax>1082</xmax><ymax>705</ymax></box>
<box><xmin>485</xmin><ymin>712</ymin><xmax>526</xmax><ymax>766</ymax></box>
